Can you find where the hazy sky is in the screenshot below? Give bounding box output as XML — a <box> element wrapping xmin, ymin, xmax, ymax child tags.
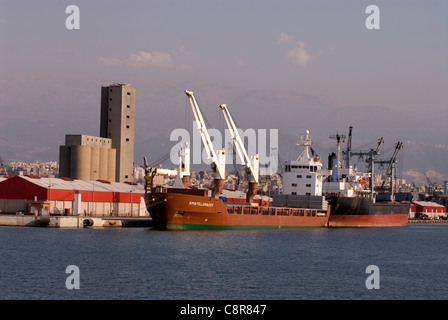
<box><xmin>1</xmin><ymin>0</ymin><xmax>447</xmax><ymax>107</ymax></box>
<box><xmin>0</xmin><ymin>0</ymin><xmax>447</xmax><ymax>183</ymax></box>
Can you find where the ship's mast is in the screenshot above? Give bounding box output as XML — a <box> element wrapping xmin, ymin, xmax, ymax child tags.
<box><xmin>185</xmin><ymin>90</ymin><xmax>226</xmax><ymax>197</ymax></box>
<box><xmin>219</xmin><ymin>104</ymin><xmax>259</xmax><ymax>203</ymax></box>
<box><xmin>297</xmin><ymin>130</ymin><xmax>312</xmax><ymax>161</ymax></box>
<box><xmin>329</xmin><ymin>132</ymin><xmax>346</xmax><ymax>170</ymax></box>
<box><xmin>179</xmin><ymin>142</ymin><xmax>190</xmax><ymax>188</ymax></box>
<box><xmin>346</xmin><ymin>126</ymin><xmax>353</xmax><ymax>169</ymax></box>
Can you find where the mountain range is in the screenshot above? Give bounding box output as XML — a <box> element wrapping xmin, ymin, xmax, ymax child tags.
<box><xmin>0</xmin><ymin>75</ymin><xmax>446</xmax><ymax>186</ymax></box>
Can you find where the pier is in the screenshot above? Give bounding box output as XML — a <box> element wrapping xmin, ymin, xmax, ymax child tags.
<box><xmin>0</xmin><ymin>213</ymin><xmax>153</xmax><ymax>228</ymax></box>
<box><xmin>408</xmin><ymin>219</ymin><xmax>448</xmax><ymax>224</ymax></box>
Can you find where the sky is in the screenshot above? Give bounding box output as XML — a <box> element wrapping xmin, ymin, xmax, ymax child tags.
<box><xmin>0</xmin><ymin>0</ymin><xmax>447</xmax><ymax>185</ymax></box>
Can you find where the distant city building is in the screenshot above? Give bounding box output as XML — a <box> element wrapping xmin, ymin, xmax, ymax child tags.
<box><xmin>59</xmin><ymin>134</ymin><xmax>116</xmax><ymax>181</ymax></box>
<box><xmin>100</xmin><ymin>83</ymin><xmax>135</xmax><ymax>182</ymax></box>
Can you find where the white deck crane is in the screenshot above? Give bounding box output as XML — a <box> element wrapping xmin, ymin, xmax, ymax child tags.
<box><xmin>185</xmin><ymin>90</ymin><xmax>226</xmax><ymax>198</ymax></box>
<box><xmin>219</xmin><ymin>104</ymin><xmax>259</xmax><ymax>203</ymax></box>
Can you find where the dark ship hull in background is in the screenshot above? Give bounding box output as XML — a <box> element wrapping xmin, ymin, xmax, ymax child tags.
<box><xmin>327</xmin><ymin>196</ymin><xmax>410</xmax><ymax>227</ymax></box>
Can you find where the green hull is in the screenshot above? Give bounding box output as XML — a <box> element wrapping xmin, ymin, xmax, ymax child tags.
<box><xmin>167</xmin><ymin>223</ymin><xmax>325</xmax><ymax>230</ymax></box>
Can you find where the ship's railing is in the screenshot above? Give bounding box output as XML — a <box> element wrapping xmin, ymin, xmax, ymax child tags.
<box><xmin>227</xmin><ymin>205</ymin><xmax>325</xmax><ymax>217</ymax></box>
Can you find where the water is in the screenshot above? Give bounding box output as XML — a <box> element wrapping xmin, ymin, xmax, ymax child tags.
<box><xmin>0</xmin><ymin>224</ymin><xmax>447</xmax><ymax>300</ymax></box>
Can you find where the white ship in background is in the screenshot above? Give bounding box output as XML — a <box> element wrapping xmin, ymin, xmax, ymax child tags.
<box><xmin>273</xmin><ymin>130</ymin><xmax>331</xmax><ymax>210</ymax></box>
<box><xmin>282</xmin><ymin>130</ymin><xmax>330</xmax><ymax>197</ymax></box>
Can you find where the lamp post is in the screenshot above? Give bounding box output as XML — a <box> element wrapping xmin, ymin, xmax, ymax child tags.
<box><xmin>130</xmin><ymin>187</ymin><xmax>133</xmax><ymax>217</ymax></box>
<box><xmin>48</xmin><ymin>177</ymin><xmax>52</xmax><ymax>215</ymax></box>
<box><xmin>92</xmin><ymin>171</ymin><xmax>97</xmax><ymax>217</ymax></box>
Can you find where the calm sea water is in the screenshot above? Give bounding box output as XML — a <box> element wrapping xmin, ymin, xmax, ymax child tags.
<box><xmin>0</xmin><ymin>224</ymin><xmax>447</xmax><ymax>300</ymax></box>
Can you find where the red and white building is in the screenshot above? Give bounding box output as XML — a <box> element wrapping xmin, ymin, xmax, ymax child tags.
<box><xmin>0</xmin><ymin>175</ymin><xmax>148</xmax><ymax>217</ymax></box>
<box><xmin>410</xmin><ymin>200</ymin><xmax>446</xmax><ymax>219</ymax></box>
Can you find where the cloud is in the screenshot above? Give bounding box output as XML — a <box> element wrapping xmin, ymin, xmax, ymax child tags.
<box><xmin>278</xmin><ymin>33</ymin><xmax>314</xmax><ymax>67</ymax></box>
<box><xmin>278</xmin><ymin>32</ymin><xmax>294</xmax><ymax>45</ymax></box>
<box><xmin>286</xmin><ymin>42</ymin><xmax>312</xmax><ymax>67</ymax></box>
<box><xmin>99</xmin><ymin>49</ymin><xmax>175</xmax><ymax>68</ymax></box>
<box><xmin>127</xmin><ymin>50</ymin><xmax>173</xmax><ymax>68</ymax></box>
<box><xmin>403</xmin><ymin>168</ymin><xmax>446</xmax><ymax>185</ymax></box>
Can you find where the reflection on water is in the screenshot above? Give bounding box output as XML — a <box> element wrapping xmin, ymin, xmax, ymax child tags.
<box><xmin>1</xmin><ymin>225</ymin><xmax>447</xmax><ymax>300</ymax></box>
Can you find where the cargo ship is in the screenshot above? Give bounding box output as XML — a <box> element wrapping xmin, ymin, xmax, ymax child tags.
<box><xmin>144</xmin><ymin>91</ymin><xmax>330</xmax><ymax>230</ymax></box>
<box><xmin>146</xmin><ymin>186</ymin><xmax>329</xmax><ymax>230</ymax></box>
<box><xmin>323</xmin><ymin>127</ymin><xmax>410</xmax><ymax>227</ymax></box>
<box><xmin>326</xmin><ymin>196</ymin><xmax>409</xmax><ymax>227</ymax></box>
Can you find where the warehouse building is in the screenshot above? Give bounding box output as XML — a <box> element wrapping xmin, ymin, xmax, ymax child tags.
<box><xmin>410</xmin><ymin>200</ymin><xmax>446</xmax><ymax>219</ymax></box>
<box><xmin>0</xmin><ymin>175</ymin><xmax>148</xmax><ymax>217</ymax></box>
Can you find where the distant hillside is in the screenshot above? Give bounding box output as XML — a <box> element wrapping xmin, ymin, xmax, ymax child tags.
<box><xmin>0</xmin><ymin>76</ymin><xmax>446</xmax><ymax>186</ymax></box>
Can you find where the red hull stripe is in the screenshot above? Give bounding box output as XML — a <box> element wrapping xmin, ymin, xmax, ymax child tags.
<box><xmin>329</xmin><ymin>214</ymin><xmax>408</xmax><ymax>227</ymax></box>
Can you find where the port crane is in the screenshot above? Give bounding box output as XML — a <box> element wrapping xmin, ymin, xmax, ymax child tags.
<box><xmin>185</xmin><ymin>90</ymin><xmax>226</xmax><ymax>197</ymax></box>
<box><xmin>376</xmin><ymin>141</ymin><xmax>403</xmax><ymax>201</ymax></box>
<box><xmin>349</xmin><ymin>137</ymin><xmax>384</xmax><ymax>199</ymax></box>
<box><xmin>219</xmin><ymin>103</ymin><xmax>259</xmax><ymax>203</ymax></box>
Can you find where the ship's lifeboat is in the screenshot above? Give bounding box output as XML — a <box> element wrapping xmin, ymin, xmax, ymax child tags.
<box><xmin>359</xmin><ymin>179</ymin><xmax>368</xmax><ymax>184</ymax></box>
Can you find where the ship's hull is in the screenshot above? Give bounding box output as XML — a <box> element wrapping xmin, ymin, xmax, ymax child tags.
<box><xmin>327</xmin><ymin>196</ymin><xmax>409</xmax><ymax>227</ymax></box>
<box><xmin>146</xmin><ymin>188</ymin><xmax>329</xmax><ymax>230</ymax></box>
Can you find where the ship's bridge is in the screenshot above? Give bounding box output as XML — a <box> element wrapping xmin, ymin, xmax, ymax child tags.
<box><xmin>282</xmin><ymin>130</ymin><xmax>331</xmax><ymax>196</ymax></box>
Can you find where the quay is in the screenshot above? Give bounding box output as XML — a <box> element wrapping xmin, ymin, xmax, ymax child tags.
<box><xmin>408</xmin><ymin>219</ymin><xmax>448</xmax><ymax>224</ymax></box>
<box><xmin>0</xmin><ymin>213</ymin><xmax>153</xmax><ymax>228</ymax></box>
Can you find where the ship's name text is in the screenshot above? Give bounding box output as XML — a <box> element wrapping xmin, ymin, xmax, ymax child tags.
<box><xmin>189</xmin><ymin>201</ymin><xmax>214</xmax><ymax>207</ymax></box>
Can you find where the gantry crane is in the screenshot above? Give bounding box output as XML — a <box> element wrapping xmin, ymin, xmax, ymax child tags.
<box><xmin>350</xmin><ymin>137</ymin><xmax>384</xmax><ymax>199</ymax></box>
<box><xmin>219</xmin><ymin>104</ymin><xmax>259</xmax><ymax>203</ymax></box>
<box><xmin>376</xmin><ymin>141</ymin><xmax>403</xmax><ymax>201</ymax></box>
<box><xmin>185</xmin><ymin>90</ymin><xmax>226</xmax><ymax>198</ymax></box>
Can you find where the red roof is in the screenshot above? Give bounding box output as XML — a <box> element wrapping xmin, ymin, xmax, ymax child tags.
<box><xmin>0</xmin><ymin>176</ymin><xmax>144</xmax><ymax>203</ymax></box>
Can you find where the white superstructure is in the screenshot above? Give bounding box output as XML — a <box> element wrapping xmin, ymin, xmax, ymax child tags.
<box><xmin>282</xmin><ymin>130</ymin><xmax>330</xmax><ymax>196</ymax></box>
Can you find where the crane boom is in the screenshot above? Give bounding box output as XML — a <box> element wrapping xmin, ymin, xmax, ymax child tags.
<box><xmin>378</xmin><ymin>141</ymin><xmax>403</xmax><ymax>193</ymax></box>
<box><xmin>219</xmin><ymin>104</ymin><xmax>259</xmax><ymax>184</ymax></box>
<box><xmin>219</xmin><ymin>104</ymin><xmax>259</xmax><ymax>203</ymax></box>
<box><xmin>185</xmin><ymin>90</ymin><xmax>226</xmax><ymax>197</ymax></box>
